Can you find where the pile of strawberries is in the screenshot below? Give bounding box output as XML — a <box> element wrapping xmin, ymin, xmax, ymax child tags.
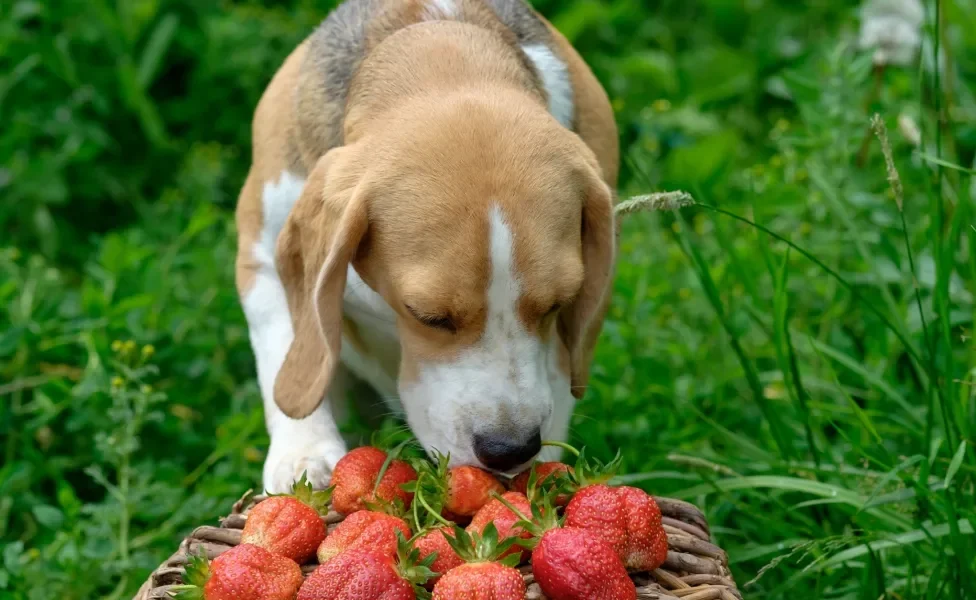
<box><xmin>172</xmin><ymin>443</ymin><xmax>668</xmax><ymax>600</ymax></box>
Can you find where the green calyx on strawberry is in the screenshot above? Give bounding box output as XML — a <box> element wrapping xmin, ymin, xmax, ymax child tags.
<box><xmin>171</xmin><ymin>552</ymin><xmax>211</xmax><ymax>599</ymax></box>
<box><xmin>542</xmin><ymin>441</ymin><xmax>622</xmax><ymax>490</ymax></box>
<box><xmin>402</xmin><ymin>452</ymin><xmax>451</xmax><ymax>530</ymax></box>
<box><xmin>410</xmin><ymin>526</ymin><xmax>463</xmax><ymax>587</ymax></box>
<box><xmin>404</xmin><ymin>452</ymin><xmax>504</xmax><ymax>530</ymax></box>
<box><xmin>490</xmin><ymin>485</ymin><xmax>561</xmax><ymax>551</ymax></box>
<box><xmin>272</xmin><ymin>471</ymin><xmax>332</xmax><ymax>513</ymax></box>
<box><xmin>395</xmin><ymin>530</ymin><xmax>439</xmax><ymax>596</ymax></box>
<box><xmin>444</xmin><ymin>522</ymin><xmax>522</xmax><ymax>569</ymax></box>
<box><xmin>430</xmin><ymin>524</ymin><xmax>527</xmax><ymax>600</ymax></box>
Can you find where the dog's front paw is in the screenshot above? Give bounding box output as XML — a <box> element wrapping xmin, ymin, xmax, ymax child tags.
<box><xmin>263</xmin><ymin>439</ymin><xmax>346</xmax><ymax>494</ymax></box>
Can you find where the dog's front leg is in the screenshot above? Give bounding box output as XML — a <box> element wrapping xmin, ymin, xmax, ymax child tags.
<box><xmin>238</xmin><ymin>172</ymin><xmax>348</xmax><ymax>494</ymax></box>
<box><xmin>243</xmin><ymin>266</ymin><xmax>348</xmax><ymax>493</ymax></box>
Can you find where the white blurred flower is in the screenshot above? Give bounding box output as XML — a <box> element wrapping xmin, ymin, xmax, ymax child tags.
<box><xmin>897</xmin><ymin>113</ymin><xmax>921</xmax><ymax>146</ymax></box>
<box><xmin>858</xmin><ymin>0</ymin><xmax>924</xmax><ymax>67</ymax></box>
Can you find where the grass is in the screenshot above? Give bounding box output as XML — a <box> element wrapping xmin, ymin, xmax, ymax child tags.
<box><xmin>1</xmin><ymin>0</ymin><xmax>975</xmax><ymax>598</ymax></box>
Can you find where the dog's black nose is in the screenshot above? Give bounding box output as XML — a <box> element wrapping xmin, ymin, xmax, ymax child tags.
<box><xmin>474</xmin><ymin>428</ymin><xmax>542</xmax><ymax>472</ymax></box>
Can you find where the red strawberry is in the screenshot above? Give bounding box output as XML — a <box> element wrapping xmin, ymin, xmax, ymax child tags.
<box><xmin>431</xmin><ymin>524</ymin><xmax>526</xmax><ymax>600</ymax></box>
<box><xmin>172</xmin><ymin>544</ymin><xmax>303</xmax><ymax>600</ymax></box>
<box><xmin>331</xmin><ymin>446</ymin><xmax>417</xmax><ymax>515</ymax></box>
<box><xmin>445</xmin><ymin>465</ymin><xmax>505</xmax><ymax>518</ymax></box>
<box><xmin>494</xmin><ymin>492</ymin><xmax>636</xmax><ymax>600</ymax></box>
<box><xmin>532</xmin><ymin>527</ymin><xmax>636</xmax><ymax>600</ymax></box>
<box><xmin>432</xmin><ymin>562</ymin><xmax>525</xmax><ymax>600</ymax></box>
<box><xmin>412</xmin><ymin>527</ymin><xmax>463</xmax><ymax>586</ymax></box>
<box><xmin>466</xmin><ymin>491</ymin><xmax>532</xmax><ymax>560</ymax></box>
<box><xmin>300</xmin><ymin>535</ymin><xmax>435</xmax><ymax>600</ymax></box>
<box><xmin>299</xmin><ymin>550</ymin><xmax>413</xmax><ymax>600</ymax></box>
<box><xmin>511</xmin><ymin>461</ymin><xmax>574</xmax><ymax>505</ymax></box>
<box><xmin>317</xmin><ymin>510</ymin><xmax>411</xmax><ymax>564</ymax></box>
<box><xmin>242</xmin><ymin>473</ymin><xmax>329</xmax><ymax>563</ymax></box>
<box><xmin>406</xmin><ymin>454</ymin><xmax>504</xmax><ymax>525</ymax></box>
<box><xmin>564</xmin><ymin>484</ymin><xmax>668</xmax><ymax>571</ymax></box>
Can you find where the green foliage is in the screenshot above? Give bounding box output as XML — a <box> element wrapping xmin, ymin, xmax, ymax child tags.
<box><xmin>2</xmin><ymin>0</ymin><xmax>976</xmax><ymax>599</ymax></box>
<box><xmin>169</xmin><ymin>552</ymin><xmax>210</xmax><ymax>600</ymax></box>
<box><xmin>275</xmin><ymin>472</ymin><xmax>332</xmax><ymax>514</ymax></box>
<box><xmin>394</xmin><ymin>529</ymin><xmax>437</xmax><ymax>594</ymax></box>
<box><xmin>445</xmin><ymin>523</ymin><xmax>521</xmax><ymax>568</ymax></box>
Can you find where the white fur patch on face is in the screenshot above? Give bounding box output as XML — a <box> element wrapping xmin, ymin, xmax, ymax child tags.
<box><xmin>521</xmin><ymin>43</ymin><xmax>574</xmax><ymax>129</ymax></box>
<box><xmin>423</xmin><ymin>0</ymin><xmax>458</xmax><ymax>20</ymax></box>
<box><xmin>400</xmin><ymin>205</ymin><xmax>574</xmax><ymax>470</ymax></box>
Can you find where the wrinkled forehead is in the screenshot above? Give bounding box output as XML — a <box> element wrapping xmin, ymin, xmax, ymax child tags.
<box><xmin>370</xmin><ymin>189</ymin><xmax>584</xmax><ymax>320</ymax></box>
<box><xmin>361</xmin><ymin>105</ymin><xmax>590</xmax><ymax>319</ymax></box>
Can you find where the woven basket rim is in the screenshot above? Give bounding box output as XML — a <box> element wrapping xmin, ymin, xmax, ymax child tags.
<box><xmin>133</xmin><ymin>491</ymin><xmax>742</xmax><ymax>600</ymax></box>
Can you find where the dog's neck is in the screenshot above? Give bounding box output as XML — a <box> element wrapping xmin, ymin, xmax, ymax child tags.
<box><xmin>343</xmin><ymin>21</ymin><xmax>548</xmax><ymax>144</ymax></box>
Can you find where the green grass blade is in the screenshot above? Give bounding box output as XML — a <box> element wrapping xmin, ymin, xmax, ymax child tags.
<box><xmin>773</xmin><ymin>247</ymin><xmax>821</xmax><ymax>466</ymax></box>
<box><xmin>808</xmin><ymin>339</ymin><xmax>923</xmax><ymax>424</ymax></box>
<box><xmin>137</xmin><ymin>14</ymin><xmax>180</xmax><ymax>89</ymax></box>
<box><xmin>943</xmin><ymin>442</ymin><xmax>966</xmax><ymax>495</ymax></box>
<box><xmin>672</xmin><ymin>208</ymin><xmax>794</xmax><ymax>459</ymax></box>
<box><xmin>694</xmin><ymin>203</ymin><xmax>926</xmax><ymax>368</ymax></box>
<box><xmin>817</xmin><ymin>518</ymin><xmax>974</xmax><ymax>569</ymax></box>
<box><xmin>918</xmin><ymin>154</ymin><xmax>976</xmax><ymax>174</ymax></box>
<box><xmin>672</xmin><ymin>475</ymin><xmax>910</xmax><ymax>529</ymax></box>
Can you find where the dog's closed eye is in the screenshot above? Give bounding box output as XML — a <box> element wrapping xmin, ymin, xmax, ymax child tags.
<box><xmin>406</xmin><ymin>304</ymin><xmax>457</xmax><ymax>333</ymax></box>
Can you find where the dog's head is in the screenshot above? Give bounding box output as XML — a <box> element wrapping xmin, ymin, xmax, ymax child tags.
<box><xmin>273</xmin><ymin>90</ymin><xmax>614</xmax><ymax>473</ymax></box>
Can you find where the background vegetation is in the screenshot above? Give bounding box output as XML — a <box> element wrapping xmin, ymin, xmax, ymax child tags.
<box><xmin>2</xmin><ymin>0</ymin><xmax>975</xmax><ymax>598</ymax></box>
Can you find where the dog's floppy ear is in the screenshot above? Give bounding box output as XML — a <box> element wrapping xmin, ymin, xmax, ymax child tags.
<box><xmin>560</xmin><ymin>158</ymin><xmax>616</xmax><ymax>399</ymax></box>
<box><xmin>273</xmin><ymin>148</ymin><xmax>368</xmax><ymax>419</ymax></box>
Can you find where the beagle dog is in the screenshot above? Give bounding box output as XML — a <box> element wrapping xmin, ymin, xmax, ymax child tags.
<box><xmin>235</xmin><ymin>0</ymin><xmax>619</xmax><ymax>494</ymax></box>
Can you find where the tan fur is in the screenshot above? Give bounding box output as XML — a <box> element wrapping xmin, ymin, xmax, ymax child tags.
<box><xmin>236</xmin><ymin>1</ymin><xmax>619</xmax><ymax>418</ymax></box>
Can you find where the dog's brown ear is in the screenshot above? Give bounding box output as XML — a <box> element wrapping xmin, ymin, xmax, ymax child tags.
<box><xmin>560</xmin><ymin>159</ymin><xmax>616</xmax><ymax>399</ymax></box>
<box><xmin>273</xmin><ymin>148</ymin><xmax>368</xmax><ymax>419</ymax></box>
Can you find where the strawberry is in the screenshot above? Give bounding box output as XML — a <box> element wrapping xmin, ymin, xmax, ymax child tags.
<box><xmin>242</xmin><ymin>473</ymin><xmax>329</xmax><ymax>563</ymax></box>
<box><xmin>511</xmin><ymin>461</ymin><xmax>574</xmax><ymax>505</ymax></box>
<box><xmin>331</xmin><ymin>446</ymin><xmax>417</xmax><ymax>515</ymax></box>
<box><xmin>534</xmin><ymin>444</ymin><xmax>668</xmax><ymax>571</ymax></box>
<box><xmin>407</xmin><ymin>454</ymin><xmax>505</xmax><ymax>524</ymax></box>
<box><xmin>564</xmin><ymin>484</ymin><xmax>668</xmax><ymax>571</ymax></box>
<box><xmin>532</xmin><ymin>527</ymin><xmax>636</xmax><ymax>600</ymax></box>
<box><xmin>445</xmin><ymin>465</ymin><xmax>505</xmax><ymax>519</ymax></box>
<box><xmin>466</xmin><ymin>491</ymin><xmax>532</xmax><ymax>561</ymax></box>
<box><xmin>497</xmin><ymin>493</ymin><xmax>636</xmax><ymax>600</ymax></box>
<box><xmin>412</xmin><ymin>527</ymin><xmax>462</xmax><ymax>586</ymax></box>
<box><xmin>171</xmin><ymin>544</ymin><xmax>303</xmax><ymax>600</ymax></box>
<box><xmin>299</xmin><ymin>533</ymin><xmax>435</xmax><ymax>600</ymax></box>
<box><xmin>299</xmin><ymin>551</ymin><xmax>410</xmax><ymax>600</ymax></box>
<box><xmin>431</xmin><ymin>524</ymin><xmax>526</xmax><ymax>600</ymax></box>
<box><xmin>317</xmin><ymin>510</ymin><xmax>412</xmax><ymax>564</ymax></box>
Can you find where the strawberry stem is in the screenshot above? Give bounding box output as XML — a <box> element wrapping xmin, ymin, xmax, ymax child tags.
<box><xmin>416</xmin><ymin>478</ymin><xmax>453</xmax><ymax>528</ymax></box>
<box><xmin>488</xmin><ymin>491</ymin><xmax>532</xmax><ymax>523</ymax></box>
<box><xmin>541</xmin><ymin>440</ymin><xmax>580</xmax><ymax>457</ymax></box>
<box><xmin>372</xmin><ymin>439</ymin><xmax>412</xmax><ymax>496</ymax></box>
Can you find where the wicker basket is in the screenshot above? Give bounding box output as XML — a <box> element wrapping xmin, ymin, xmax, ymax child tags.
<box><xmin>133</xmin><ymin>492</ymin><xmax>741</xmax><ymax>600</ymax></box>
